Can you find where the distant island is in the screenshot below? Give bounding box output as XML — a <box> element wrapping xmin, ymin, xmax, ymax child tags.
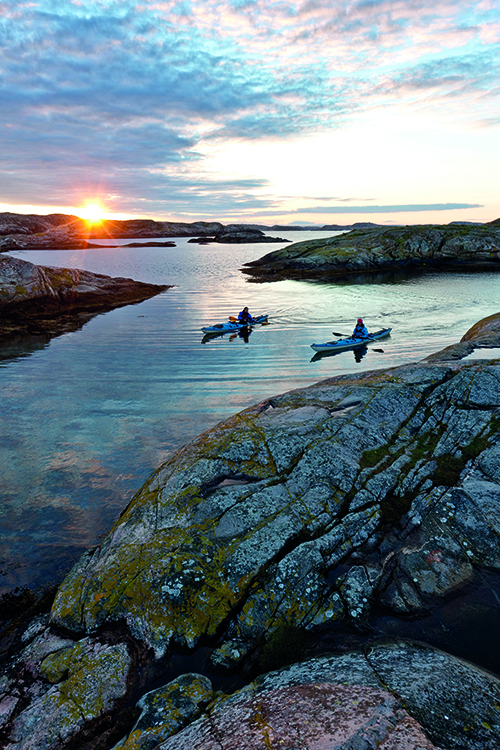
<box><xmin>0</xmin><ymin>212</ymin><xmax>386</xmax><ymax>251</ymax></box>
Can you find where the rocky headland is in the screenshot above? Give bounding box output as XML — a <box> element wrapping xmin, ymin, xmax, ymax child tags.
<box><xmin>0</xmin><ymin>255</ymin><xmax>170</xmax><ymax>337</ymax></box>
<box><xmin>2</xmin><ymin>313</ymin><xmax>500</xmax><ymax>748</ymax></box>
<box><xmin>242</xmin><ymin>222</ymin><xmax>500</xmax><ymax>281</ymax></box>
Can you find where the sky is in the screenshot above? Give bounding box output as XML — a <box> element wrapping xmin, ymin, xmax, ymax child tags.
<box><xmin>1</xmin><ymin>0</ymin><xmax>499</xmax><ymax>226</ymax></box>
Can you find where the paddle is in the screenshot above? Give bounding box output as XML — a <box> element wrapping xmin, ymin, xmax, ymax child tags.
<box><xmin>332</xmin><ymin>331</ymin><xmax>376</xmax><ymax>342</ymax></box>
<box><xmin>229</xmin><ymin>315</ymin><xmax>254</xmax><ymax>323</ymax></box>
<box><xmin>229</xmin><ymin>315</ymin><xmax>267</xmax><ymax>325</ymax></box>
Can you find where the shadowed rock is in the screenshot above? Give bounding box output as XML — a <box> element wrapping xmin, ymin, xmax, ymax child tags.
<box><xmin>140</xmin><ymin>641</ymin><xmax>500</xmax><ymax>750</ymax></box>
<box><xmin>0</xmin><ymin>255</ymin><xmax>171</xmax><ymax>337</ymax></box>
<box><xmin>189</xmin><ymin>227</ymin><xmax>289</xmax><ymax>244</ymax></box>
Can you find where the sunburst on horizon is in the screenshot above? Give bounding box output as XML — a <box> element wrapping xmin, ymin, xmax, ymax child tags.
<box><xmin>79</xmin><ymin>202</ymin><xmax>106</xmax><ymax>224</ymax></box>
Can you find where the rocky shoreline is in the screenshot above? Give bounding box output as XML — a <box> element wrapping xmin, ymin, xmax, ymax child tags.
<box><xmin>2</xmin><ymin>312</ymin><xmax>500</xmax><ymax>748</ymax></box>
<box><xmin>0</xmin><ymin>255</ymin><xmax>170</xmax><ymax>338</ymax></box>
<box><xmin>242</xmin><ymin>222</ymin><xmax>500</xmax><ymax>281</ymax></box>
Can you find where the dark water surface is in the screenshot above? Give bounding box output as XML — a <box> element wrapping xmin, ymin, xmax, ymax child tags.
<box><xmin>1</xmin><ymin>232</ymin><xmax>500</xmax><ymax>597</ymax></box>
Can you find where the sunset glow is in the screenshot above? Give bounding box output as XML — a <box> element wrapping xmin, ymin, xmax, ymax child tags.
<box><xmin>1</xmin><ymin>0</ymin><xmax>499</xmax><ymax>225</ymax></box>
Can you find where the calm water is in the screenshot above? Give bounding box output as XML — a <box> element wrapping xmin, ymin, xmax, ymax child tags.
<box><xmin>1</xmin><ymin>231</ymin><xmax>500</xmax><ymax>595</ymax></box>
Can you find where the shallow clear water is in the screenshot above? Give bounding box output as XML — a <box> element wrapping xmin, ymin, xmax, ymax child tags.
<box><xmin>1</xmin><ymin>232</ymin><xmax>500</xmax><ymax>594</ymax></box>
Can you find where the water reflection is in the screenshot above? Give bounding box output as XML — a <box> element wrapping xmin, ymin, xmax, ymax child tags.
<box><xmin>238</xmin><ymin>327</ymin><xmax>251</xmax><ymax>343</ymax></box>
<box><xmin>201</xmin><ymin>327</ymin><xmax>253</xmax><ymax>344</ymax></box>
<box><xmin>310</xmin><ymin>344</ymin><xmax>370</xmax><ymax>363</ymax></box>
<box><xmin>2</xmin><ymin>237</ymin><xmax>500</xmax><ymax>597</ymax></box>
<box><xmin>354</xmin><ymin>344</ymin><xmax>368</xmax><ymax>362</ymax></box>
<box><xmin>0</xmin><ymin>333</ymin><xmax>52</xmax><ymax>363</ymax></box>
<box><xmin>0</xmin><ymin>313</ymin><xmax>98</xmax><ymax>363</ymax></box>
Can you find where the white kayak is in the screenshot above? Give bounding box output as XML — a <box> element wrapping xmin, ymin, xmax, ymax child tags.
<box><xmin>201</xmin><ymin>314</ymin><xmax>268</xmax><ymax>334</ymax></box>
<box><xmin>310</xmin><ymin>327</ymin><xmax>392</xmax><ymax>353</ymax></box>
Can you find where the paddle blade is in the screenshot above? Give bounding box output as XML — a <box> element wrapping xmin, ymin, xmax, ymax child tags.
<box><xmin>228</xmin><ymin>316</ymin><xmax>238</xmax><ymax>322</ymax></box>
<box><xmin>332</xmin><ymin>331</ymin><xmax>348</xmax><ymax>337</ymax></box>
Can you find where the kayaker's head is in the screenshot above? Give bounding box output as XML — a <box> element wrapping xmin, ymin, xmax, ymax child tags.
<box><xmin>243</xmin><ymin>307</ymin><xmax>249</xmax><ymax>313</ymax></box>
<box><xmin>357</xmin><ymin>318</ymin><xmax>363</xmax><ymax>324</ymax></box>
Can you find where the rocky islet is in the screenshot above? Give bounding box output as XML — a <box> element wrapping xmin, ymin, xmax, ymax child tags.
<box><xmin>242</xmin><ymin>222</ymin><xmax>500</xmax><ymax>281</ymax></box>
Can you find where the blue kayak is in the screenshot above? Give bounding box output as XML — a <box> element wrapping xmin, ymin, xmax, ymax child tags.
<box><xmin>201</xmin><ymin>314</ymin><xmax>268</xmax><ymax>334</ymax></box>
<box><xmin>310</xmin><ymin>327</ymin><xmax>392</xmax><ymax>353</ymax></box>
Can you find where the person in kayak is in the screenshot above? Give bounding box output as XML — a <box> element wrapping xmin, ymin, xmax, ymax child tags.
<box><xmin>352</xmin><ymin>318</ymin><xmax>369</xmax><ymax>338</ymax></box>
<box><xmin>238</xmin><ymin>307</ymin><xmax>254</xmax><ymax>325</ymax></box>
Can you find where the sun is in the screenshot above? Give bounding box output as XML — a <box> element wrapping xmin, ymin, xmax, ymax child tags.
<box><xmin>79</xmin><ymin>202</ymin><xmax>106</xmax><ymax>224</ymax></box>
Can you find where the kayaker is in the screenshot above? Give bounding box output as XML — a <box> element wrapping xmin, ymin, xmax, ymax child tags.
<box><xmin>352</xmin><ymin>318</ymin><xmax>369</xmax><ymax>338</ymax></box>
<box><xmin>238</xmin><ymin>307</ymin><xmax>254</xmax><ymax>325</ymax></box>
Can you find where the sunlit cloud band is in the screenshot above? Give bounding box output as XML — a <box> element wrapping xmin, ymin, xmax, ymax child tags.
<box><xmin>296</xmin><ymin>204</ymin><xmax>484</xmax><ymax>214</ymax></box>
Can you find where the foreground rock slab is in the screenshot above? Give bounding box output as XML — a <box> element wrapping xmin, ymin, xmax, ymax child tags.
<box><xmin>4</xmin><ymin>634</ymin><xmax>500</xmax><ymax>749</ymax></box>
<box><xmin>242</xmin><ymin>224</ymin><xmax>500</xmax><ymax>281</ymax></box>
<box><xmin>0</xmin><ymin>255</ymin><xmax>170</xmax><ymax>336</ymax></box>
<box><xmin>50</xmin><ymin>317</ymin><xmax>500</xmax><ymax>663</ymax></box>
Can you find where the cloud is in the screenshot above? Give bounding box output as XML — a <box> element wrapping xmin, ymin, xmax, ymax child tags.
<box><xmin>0</xmin><ymin>0</ymin><xmax>498</xmax><ymax>217</ymax></box>
<box><xmin>295</xmin><ymin>203</ymin><xmax>484</xmax><ymax>213</ymax></box>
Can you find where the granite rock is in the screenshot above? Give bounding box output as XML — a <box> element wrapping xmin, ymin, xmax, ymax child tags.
<box><xmin>46</xmin><ymin>314</ymin><xmax>500</xmax><ymax>667</ymax></box>
<box><xmin>114</xmin><ymin>642</ymin><xmax>500</xmax><ymax>750</ymax></box>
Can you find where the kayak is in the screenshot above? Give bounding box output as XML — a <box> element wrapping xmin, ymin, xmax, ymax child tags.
<box><xmin>201</xmin><ymin>314</ymin><xmax>268</xmax><ymax>334</ymax></box>
<box><xmin>310</xmin><ymin>327</ymin><xmax>392</xmax><ymax>353</ymax></box>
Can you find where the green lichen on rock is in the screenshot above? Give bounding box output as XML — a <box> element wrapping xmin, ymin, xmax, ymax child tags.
<box><xmin>8</xmin><ymin>638</ymin><xmax>131</xmax><ymax>749</ymax></box>
<box><xmin>40</xmin><ymin>646</ymin><xmax>74</xmax><ymax>683</ymax></box>
<box><xmin>117</xmin><ymin>644</ymin><xmax>500</xmax><ymax>750</ymax></box>
<box><xmin>114</xmin><ymin>673</ymin><xmax>213</xmax><ymax>750</ymax></box>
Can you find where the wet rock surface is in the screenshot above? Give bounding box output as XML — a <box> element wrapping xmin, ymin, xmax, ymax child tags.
<box><xmin>0</xmin><ymin>255</ymin><xmax>170</xmax><ymax>337</ymax></box>
<box><xmin>2</xmin><ymin>313</ymin><xmax>500</xmax><ymax>748</ymax></box>
<box><xmin>242</xmin><ymin>224</ymin><xmax>500</xmax><ymax>281</ymax></box>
